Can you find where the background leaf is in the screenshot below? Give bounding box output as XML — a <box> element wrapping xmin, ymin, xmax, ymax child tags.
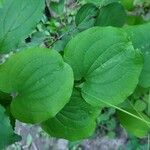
<box><xmin>117</xmin><ymin>109</ymin><xmax>150</xmax><ymax>138</ymax></box>
<box><xmin>95</xmin><ymin>2</ymin><xmax>127</xmax><ymax>27</ymax></box>
<box><xmin>0</xmin><ymin>0</ymin><xmax>45</xmax><ymax>53</ymax></box>
<box><xmin>125</xmin><ymin>22</ymin><xmax>150</xmax><ymax>88</ymax></box>
<box><xmin>50</xmin><ymin>0</ymin><xmax>65</xmax><ymax>15</ymax></box>
<box><xmin>75</xmin><ymin>3</ymin><xmax>99</xmax><ymax>30</ymax></box>
<box><xmin>84</xmin><ymin>0</ymin><xmax>118</xmax><ymax>6</ymax></box>
<box><xmin>0</xmin><ymin>104</ymin><xmax>21</xmax><ymax>149</ymax></box>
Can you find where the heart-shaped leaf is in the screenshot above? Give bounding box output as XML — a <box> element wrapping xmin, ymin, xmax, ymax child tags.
<box><xmin>125</xmin><ymin>22</ymin><xmax>150</xmax><ymax>88</ymax></box>
<box><xmin>0</xmin><ymin>0</ymin><xmax>45</xmax><ymax>53</ymax></box>
<box><xmin>0</xmin><ymin>47</ymin><xmax>74</xmax><ymax>124</ymax></box>
<box><xmin>0</xmin><ymin>105</ymin><xmax>21</xmax><ymax>149</ymax></box>
<box><xmin>41</xmin><ymin>88</ymin><xmax>100</xmax><ymax>141</ymax></box>
<box><xmin>64</xmin><ymin>27</ymin><xmax>143</xmax><ymax>107</ymax></box>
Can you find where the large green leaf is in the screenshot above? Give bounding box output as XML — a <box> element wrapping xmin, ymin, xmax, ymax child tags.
<box><xmin>125</xmin><ymin>23</ymin><xmax>150</xmax><ymax>88</ymax></box>
<box><xmin>0</xmin><ymin>0</ymin><xmax>45</xmax><ymax>53</ymax></box>
<box><xmin>75</xmin><ymin>3</ymin><xmax>99</xmax><ymax>30</ymax></box>
<box><xmin>64</xmin><ymin>27</ymin><xmax>143</xmax><ymax>107</ymax></box>
<box><xmin>95</xmin><ymin>2</ymin><xmax>127</xmax><ymax>27</ymax></box>
<box><xmin>0</xmin><ymin>47</ymin><xmax>74</xmax><ymax>124</ymax></box>
<box><xmin>117</xmin><ymin>109</ymin><xmax>150</xmax><ymax>138</ymax></box>
<box><xmin>41</xmin><ymin>88</ymin><xmax>100</xmax><ymax>141</ymax></box>
<box><xmin>0</xmin><ymin>105</ymin><xmax>21</xmax><ymax>149</ymax></box>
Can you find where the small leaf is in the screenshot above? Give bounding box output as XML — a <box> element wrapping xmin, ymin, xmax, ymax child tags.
<box><xmin>75</xmin><ymin>3</ymin><xmax>99</xmax><ymax>30</ymax></box>
<box><xmin>0</xmin><ymin>104</ymin><xmax>21</xmax><ymax>149</ymax></box>
<box><xmin>64</xmin><ymin>27</ymin><xmax>143</xmax><ymax>107</ymax></box>
<box><xmin>0</xmin><ymin>0</ymin><xmax>45</xmax><ymax>53</ymax></box>
<box><xmin>50</xmin><ymin>0</ymin><xmax>65</xmax><ymax>15</ymax></box>
<box><xmin>0</xmin><ymin>47</ymin><xmax>74</xmax><ymax>124</ymax></box>
<box><xmin>117</xmin><ymin>109</ymin><xmax>150</xmax><ymax>138</ymax></box>
<box><xmin>41</xmin><ymin>88</ymin><xmax>100</xmax><ymax>141</ymax></box>
<box><xmin>95</xmin><ymin>2</ymin><xmax>127</xmax><ymax>27</ymax></box>
<box><xmin>125</xmin><ymin>22</ymin><xmax>150</xmax><ymax>88</ymax></box>
<box><xmin>134</xmin><ymin>100</ymin><xmax>147</xmax><ymax>112</ymax></box>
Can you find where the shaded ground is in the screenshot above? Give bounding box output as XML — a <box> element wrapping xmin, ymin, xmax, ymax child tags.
<box><xmin>6</xmin><ymin>121</ymin><xmax>127</xmax><ymax>150</ymax></box>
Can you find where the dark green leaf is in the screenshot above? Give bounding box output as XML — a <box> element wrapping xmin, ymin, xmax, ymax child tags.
<box><xmin>0</xmin><ymin>0</ymin><xmax>45</xmax><ymax>53</ymax></box>
<box><xmin>125</xmin><ymin>22</ymin><xmax>150</xmax><ymax>88</ymax></box>
<box><xmin>0</xmin><ymin>105</ymin><xmax>21</xmax><ymax>149</ymax></box>
<box><xmin>41</xmin><ymin>88</ymin><xmax>100</xmax><ymax>141</ymax></box>
<box><xmin>64</xmin><ymin>27</ymin><xmax>143</xmax><ymax>107</ymax></box>
<box><xmin>0</xmin><ymin>47</ymin><xmax>74</xmax><ymax>124</ymax></box>
<box><xmin>95</xmin><ymin>2</ymin><xmax>127</xmax><ymax>27</ymax></box>
<box><xmin>0</xmin><ymin>91</ymin><xmax>12</xmax><ymax>108</ymax></box>
<box><xmin>75</xmin><ymin>3</ymin><xmax>99</xmax><ymax>30</ymax></box>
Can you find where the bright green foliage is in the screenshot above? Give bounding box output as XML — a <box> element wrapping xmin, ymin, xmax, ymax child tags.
<box><xmin>0</xmin><ymin>0</ymin><xmax>45</xmax><ymax>53</ymax></box>
<box><xmin>117</xmin><ymin>109</ymin><xmax>150</xmax><ymax>138</ymax></box>
<box><xmin>41</xmin><ymin>88</ymin><xmax>100</xmax><ymax>141</ymax></box>
<box><xmin>125</xmin><ymin>22</ymin><xmax>150</xmax><ymax>88</ymax></box>
<box><xmin>75</xmin><ymin>3</ymin><xmax>99</xmax><ymax>30</ymax></box>
<box><xmin>95</xmin><ymin>2</ymin><xmax>127</xmax><ymax>27</ymax></box>
<box><xmin>64</xmin><ymin>27</ymin><xmax>143</xmax><ymax>107</ymax></box>
<box><xmin>0</xmin><ymin>105</ymin><xmax>21</xmax><ymax>149</ymax></box>
<box><xmin>0</xmin><ymin>47</ymin><xmax>74</xmax><ymax>123</ymax></box>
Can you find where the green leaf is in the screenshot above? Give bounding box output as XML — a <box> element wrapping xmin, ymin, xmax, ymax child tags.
<box><xmin>0</xmin><ymin>47</ymin><xmax>74</xmax><ymax>124</ymax></box>
<box><xmin>126</xmin><ymin>15</ymin><xmax>145</xmax><ymax>26</ymax></box>
<box><xmin>134</xmin><ymin>100</ymin><xmax>147</xmax><ymax>112</ymax></box>
<box><xmin>50</xmin><ymin>0</ymin><xmax>65</xmax><ymax>15</ymax></box>
<box><xmin>0</xmin><ymin>0</ymin><xmax>45</xmax><ymax>53</ymax></box>
<box><xmin>0</xmin><ymin>105</ymin><xmax>21</xmax><ymax>149</ymax></box>
<box><xmin>75</xmin><ymin>3</ymin><xmax>99</xmax><ymax>30</ymax></box>
<box><xmin>41</xmin><ymin>88</ymin><xmax>100</xmax><ymax>141</ymax></box>
<box><xmin>125</xmin><ymin>22</ymin><xmax>150</xmax><ymax>88</ymax></box>
<box><xmin>84</xmin><ymin>0</ymin><xmax>118</xmax><ymax>6</ymax></box>
<box><xmin>117</xmin><ymin>109</ymin><xmax>150</xmax><ymax>138</ymax></box>
<box><xmin>95</xmin><ymin>2</ymin><xmax>127</xmax><ymax>27</ymax></box>
<box><xmin>120</xmin><ymin>0</ymin><xmax>134</xmax><ymax>11</ymax></box>
<box><xmin>64</xmin><ymin>27</ymin><xmax>143</xmax><ymax>107</ymax></box>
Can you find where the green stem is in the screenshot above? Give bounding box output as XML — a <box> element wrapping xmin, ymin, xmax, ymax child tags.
<box><xmin>84</xmin><ymin>91</ymin><xmax>150</xmax><ymax>125</ymax></box>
